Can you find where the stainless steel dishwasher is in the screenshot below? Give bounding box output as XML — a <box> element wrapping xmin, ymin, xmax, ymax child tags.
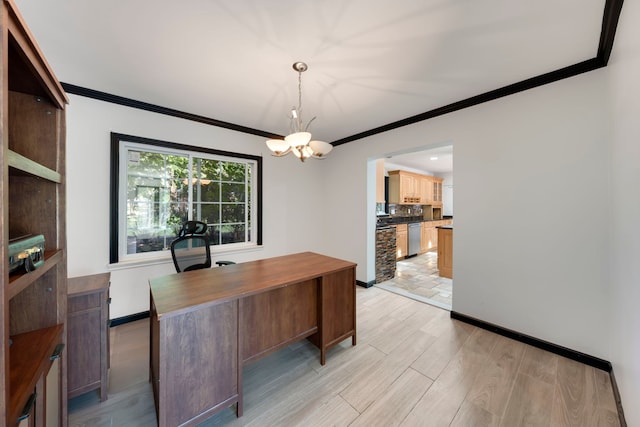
<box><xmin>407</xmin><ymin>222</ymin><xmax>421</xmax><ymax>257</ymax></box>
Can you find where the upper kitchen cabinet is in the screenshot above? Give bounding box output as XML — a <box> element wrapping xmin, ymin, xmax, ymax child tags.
<box><xmin>1</xmin><ymin>0</ymin><xmax>69</xmax><ymax>425</ymax></box>
<box><xmin>432</xmin><ymin>179</ymin><xmax>443</xmax><ymax>205</ymax></box>
<box><xmin>388</xmin><ymin>170</ymin><xmax>443</xmax><ymax>205</ymax></box>
<box><xmin>389</xmin><ymin>170</ymin><xmax>419</xmax><ymax>204</ymax></box>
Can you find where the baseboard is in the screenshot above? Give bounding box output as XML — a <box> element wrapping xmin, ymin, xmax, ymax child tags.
<box><xmin>110</xmin><ymin>311</ymin><xmax>150</xmax><ymax>327</ymax></box>
<box><xmin>357</xmin><ymin>280</ymin><xmax>375</xmax><ymax>288</ymax></box>
<box><xmin>450</xmin><ymin>311</ymin><xmax>611</xmax><ymax>371</ymax></box>
<box><xmin>450</xmin><ymin>311</ymin><xmax>627</xmax><ymax>426</ymax></box>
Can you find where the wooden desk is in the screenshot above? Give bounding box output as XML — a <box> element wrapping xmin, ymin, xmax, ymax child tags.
<box><xmin>149</xmin><ymin>252</ymin><xmax>357</xmax><ymax>427</ymax></box>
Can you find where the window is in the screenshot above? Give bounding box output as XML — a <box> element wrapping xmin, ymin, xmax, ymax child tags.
<box><xmin>110</xmin><ymin>133</ymin><xmax>262</xmax><ymax>263</ymax></box>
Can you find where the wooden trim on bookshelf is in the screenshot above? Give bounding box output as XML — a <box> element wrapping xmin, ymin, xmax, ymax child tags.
<box><xmin>9</xmin><ymin>324</ymin><xmax>64</xmax><ymax>424</ymax></box>
<box><xmin>5</xmin><ymin>0</ymin><xmax>68</xmax><ymax>108</ymax></box>
<box><xmin>8</xmin><ymin>250</ymin><xmax>63</xmax><ymax>299</ymax></box>
<box><xmin>7</xmin><ymin>149</ymin><xmax>61</xmax><ymax>183</ymax></box>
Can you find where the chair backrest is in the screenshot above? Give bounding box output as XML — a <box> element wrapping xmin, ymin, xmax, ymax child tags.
<box><xmin>170</xmin><ymin>221</ymin><xmax>212</xmax><ymax>273</ymax></box>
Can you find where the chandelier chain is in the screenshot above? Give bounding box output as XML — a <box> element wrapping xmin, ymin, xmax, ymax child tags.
<box><xmin>297</xmin><ymin>69</ymin><xmax>303</xmax><ymax>130</ymax></box>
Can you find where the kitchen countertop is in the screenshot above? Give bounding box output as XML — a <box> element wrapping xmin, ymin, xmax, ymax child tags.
<box><xmin>376</xmin><ymin>215</ymin><xmax>453</xmax><ymax>229</ymax></box>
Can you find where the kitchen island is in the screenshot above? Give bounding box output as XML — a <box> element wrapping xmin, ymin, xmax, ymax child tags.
<box><xmin>437</xmin><ymin>225</ymin><xmax>453</xmax><ymax>278</ymax></box>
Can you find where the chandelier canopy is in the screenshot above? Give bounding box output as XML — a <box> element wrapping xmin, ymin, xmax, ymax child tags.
<box><xmin>265</xmin><ymin>62</ymin><xmax>333</xmax><ymax>162</ymax></box>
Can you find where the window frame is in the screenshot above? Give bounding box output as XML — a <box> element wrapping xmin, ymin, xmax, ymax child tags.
<box><xmin>109</xmin><ymin>132</ymin><xmax>262</xmax><ymax>264</ymax></box>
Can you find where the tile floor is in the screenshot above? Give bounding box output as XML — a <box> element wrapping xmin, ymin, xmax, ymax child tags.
<box><xmin>376</xmin><ymin>251</ymin><xmax>452</xmax><ymax>310</ymax></box>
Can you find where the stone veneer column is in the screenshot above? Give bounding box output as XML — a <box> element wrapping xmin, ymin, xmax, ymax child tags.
<box><xmin>375</xmin><ymin>226</ymin><xmax>397</xmax><ymax>283</ymax></box>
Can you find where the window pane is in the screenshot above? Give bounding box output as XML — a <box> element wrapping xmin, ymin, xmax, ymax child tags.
<box><xmin>214</xmin><ymin>224</ymin><xmax>245</xmax><ymax>244</ymax></box>
<box><xmin>194</xmin><ymin>203</ymin><xmax>220</xmax><ymax>225</ymax></box>
<box><xmin>195</xmin><ymin>181</ymin><xmax>220</xmax><ymax>203</ymax></box>
<box><xmin>221</xmin><ymin>162</ymin><xmax>246</xmax><ymax>182</ymax></box>
<box><xmin>170</xmin><ymin>178</ymin><xmax>190</xmax><ymax>204</ymax></box>
<box><xmin>126</xmin><ymin>150</ymin><xmax>188</xmax><ymax>255</ymax></box>
<box><xmin>221</xmin><ymin>183</ymin><xmax>245</xmax><ymax>202</ymax></box>
<box><xmin>222</xmin><ymin>204</ymin><xmax>245</xmax><ymax>223</ymax></box>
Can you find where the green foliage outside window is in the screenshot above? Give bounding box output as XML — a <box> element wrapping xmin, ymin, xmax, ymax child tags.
<box><xmin>125</xmin><ymin>147</ymin><xmax>253</xmax><ymax>255</ymax></box>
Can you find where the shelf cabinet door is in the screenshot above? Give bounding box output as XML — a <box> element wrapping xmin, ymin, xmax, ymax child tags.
<box><xmin>45</xmin><ymin>357</ymin><xmax>61</xmax><ymax>427</ymax></box>
<box><xmin>67</xmin><ymin>276</ymin><xmax>110</xmax><ymax>401</ymax></box>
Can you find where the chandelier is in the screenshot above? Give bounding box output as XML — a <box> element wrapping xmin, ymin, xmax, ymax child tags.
<box><xmin>265</xmin><ymin>62</ymin><xmax>333</xmax><ymax>162</ymax></box>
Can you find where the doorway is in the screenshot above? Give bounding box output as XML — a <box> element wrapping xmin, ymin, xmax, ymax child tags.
<box><xmin>373</xmin><ymin>144</ymin><xmax>453</xmax><ymax>310</ymax></box>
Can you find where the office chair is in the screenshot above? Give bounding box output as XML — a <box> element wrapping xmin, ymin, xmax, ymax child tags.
<box><xmin>170</xmin><ymin>221</ymin><xmax>212</xmax><ymax>273</ymax></box>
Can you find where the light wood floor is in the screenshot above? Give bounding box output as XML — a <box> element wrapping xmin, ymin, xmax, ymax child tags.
<box><xmin>68</xmin><ymin>286</ymin><xmax>620</xmax><ymax>426</ymax></box>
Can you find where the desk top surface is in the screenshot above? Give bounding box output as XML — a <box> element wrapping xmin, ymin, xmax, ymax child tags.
<box><xmin>149</xmin><ymin>252</ymin><xmax>356</xmax><ymax>319</ymax></box>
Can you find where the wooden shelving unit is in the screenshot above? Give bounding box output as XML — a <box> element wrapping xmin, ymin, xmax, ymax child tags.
<box><xmin>1</xmin><ymin>0</ymin><xmax>69</xmax><ymax>425</ymax></box>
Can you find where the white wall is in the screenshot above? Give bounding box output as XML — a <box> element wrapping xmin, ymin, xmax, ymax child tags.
<box><xmin>66</xmin><ymin>95</ymin><xmax>327</xmax><ymax>318</ymax></box>
<box><xmin>321</xmin><ymin>69</ymin><xmax>611</xmax><ymax>363</ymax></box>
<box><xmin>607</xmin><ymin>1</ymin><xmax>640</xmax><ymax>424</ymax></box>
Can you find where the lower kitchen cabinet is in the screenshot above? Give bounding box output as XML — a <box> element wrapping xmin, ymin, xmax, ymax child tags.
<box><xmin>67</xmin><ymin>273</ymin><xmax>111</xmax><ymax>401</ymax></box>
<box><xmin>396</xmin><ymin>224</ymin><xmax>408</xmax><ymax>259</ymax></box>
<box><xmin>421</xmin><ymin>222</ymin><xmax>437</xmax><ymax>253</ymax></box>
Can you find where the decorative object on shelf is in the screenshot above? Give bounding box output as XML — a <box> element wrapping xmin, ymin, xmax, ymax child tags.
<box><xmin>8</xmin><ymin>234</ymin><xmax>45</xmax><ymax>274</ymax></box>
<box><xmin>265</xmin><ymin>62</ymin><xmax>333</xmax><ymax>162</ymax></box>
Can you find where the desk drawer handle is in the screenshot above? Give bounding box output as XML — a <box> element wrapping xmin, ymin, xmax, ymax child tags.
<box><xmin>50</xmin><ymin>343</ymin><xmax>65</xmax><ymax>360</ymax></box>
<box><xmin>17</xmin><ymin>392</ymin><xmax>36</xmax><ymax>421</ymax></box>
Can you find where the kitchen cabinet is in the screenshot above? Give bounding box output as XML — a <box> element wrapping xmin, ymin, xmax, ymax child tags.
<box><xmin>1</xmin><ymin>0</ymin><xmax>69</xmax><ymax>425</ymax></box>
<box><xmin>395</xmin><ymin>224</ymin><xmax>408</xmax><ymax>259</ymax></box>
<box><xmin>437</xmin><ymin>227</ymin><xmax>453</xmax><ymax>279</ymax></box>
<box><xmin>389</xmin><ymin>171</ymin><xmax>420</xmax><ymax>204</ymax></box>
<box><xmin>68</xmin><ymin>273</ymin><xmax>111</xmax><ymax>401</ymax></box>
<box><xmin>388</xmin><ymin>170</ymin><xmax>443</xmax><ymax>205</ymax></box>
<box><xmin>421</xmin><ymin>222</ymin><xmax>437</xmax><ymax>253</ymax></box>
<box><xmin>420</xmin><ymin>219</ymin><xmax>453</xmax><ymax>253</ymax></box>
<box><xmin>419</xmin><ymin>177</ymin><xmax>433</xmax><ymax>204</ymax></box>
<box><xmin>432</xmin><ymin>179</ymin><xmax>443</xmax><ymax>205</ymax></box>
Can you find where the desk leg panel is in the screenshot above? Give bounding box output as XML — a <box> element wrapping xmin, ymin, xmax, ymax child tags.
<box><xmin>240</xmin><ymin>279</ymin><xmax>318</xmax><ymax>363</ymax></box>
<box><xmin>318</xmin><ymin>268</ymin><xmax>357</xmax><ymax>364</ymax></box>
<box><xmin>156</xmin><ymin>301</ymin><xmax>239</xmax><ymax>427</ymax></box>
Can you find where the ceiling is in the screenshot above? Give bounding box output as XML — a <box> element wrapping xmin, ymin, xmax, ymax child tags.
<box><xmin>16</xmin><ymin>0</ymin><xmax>607</xmax><ymax>147</ymax></box>
<box><xmin>387</xmin><ymin>145</ymin><xmax>453</xmax><ymax>174</ymax></box>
